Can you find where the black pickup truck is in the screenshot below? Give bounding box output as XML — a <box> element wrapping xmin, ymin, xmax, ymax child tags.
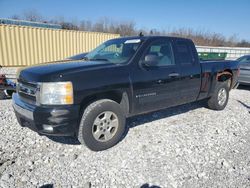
<box><xmin>13</xmin><ymin>36</ymin><xmax>239</xmax><ymax>151</ymax></box>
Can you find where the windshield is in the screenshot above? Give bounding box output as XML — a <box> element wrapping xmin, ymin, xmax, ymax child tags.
<box><xmin>85</xmin><ymin>38</ymin><xmax>141</xmax><ymax>64</ymax></box>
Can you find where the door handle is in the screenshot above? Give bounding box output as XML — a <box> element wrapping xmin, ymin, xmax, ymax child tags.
<box><xmin>156</xmin><ymin>79</ymin><xmax>164</xmax><ymax>84</ymax></box>
<box><xmin>168</xmin><ymin>73</ymin><xmax>180</xmax><ymax>77</ymax></box>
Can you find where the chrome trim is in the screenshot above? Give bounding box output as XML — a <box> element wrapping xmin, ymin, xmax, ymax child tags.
<box><xmin>12</xmin><ymin>94</ymin><xmax>34</xmax><ymax>120</ymax></box>
<box><xmin>18</xmin><ymin>82</ymin><xmax>37</xmax><ymax>97</ymax></box>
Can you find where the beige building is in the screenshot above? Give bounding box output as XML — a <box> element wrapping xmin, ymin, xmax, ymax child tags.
<box><xmin>0</xmin><ymin>24</ymin><xmax>119</xmax><ymax>67</ymax></box>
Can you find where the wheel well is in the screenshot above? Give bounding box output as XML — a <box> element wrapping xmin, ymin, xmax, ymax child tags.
<box><xmin>80</xmin><ymin>91</ymin><xmax>130</xmax><ymax>116</ymax></box>
<box><xmin>217</xmin><ymin>69</ymin><xmax>233</xmax><ymax>88</ymax></box>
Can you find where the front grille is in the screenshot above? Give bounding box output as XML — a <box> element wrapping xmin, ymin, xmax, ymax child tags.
<box><xmin>17</xmin><ymin>80</ymin><xmax>38</xmax><ymax>102</ymax></box>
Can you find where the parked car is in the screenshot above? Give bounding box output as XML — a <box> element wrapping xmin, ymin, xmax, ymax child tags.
<box><xmin>237</xmin><ymin>55</ymin><xmax>250</xmax><ymax>85</ymax></box>
<box><xmin>0</xmin><ymin>65</ymin><xmax>16</xmax><ymax>99</ymax></box>
<box><xmin>12</xmin><ymin>36</ymin><xmax>239</xmax><ymax>151</ymax></box>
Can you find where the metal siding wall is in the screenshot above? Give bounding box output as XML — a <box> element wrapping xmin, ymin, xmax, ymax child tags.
<box><xmin>196</xmin><ymin>45</ymin><xmax>250</xmax><ymax>60</ymax></box>
<box><xmin>0</xmin><ymin>24</ymin><xmax>120</xmax><ymax>67</ymax></box>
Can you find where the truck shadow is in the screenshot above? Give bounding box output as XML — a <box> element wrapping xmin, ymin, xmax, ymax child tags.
<box><xmin>46</xmin><ymin>100</ymin><xmax>206</xmax><ymax>145</ymax></box>
<box><xmin>237</xmin><ymin>85</ymin><xmax>250</xmax><ymax>91</ymax></box>
<box><xmin>140</xmin><ymin>183</ymin><xmax>161</xmax><ymax>188</ymax></box>
<box><xmin>46</xmin><ymin>135</ymin><xmax>81</xmax><ymax>145</ymax></box>
<box><xmin>39</xmin><ymin>183</ymin><xmax>161</xmax><ymax>188</ymax></box>
<box><xmin>237</xmin><ymin>100</ymin><xmax>250</xmax><ymax>110</ymax></box>
<box><xmin>127</xmin><ymin>100</ymin><xmax>206</xmax><ymax>129</ymax></box>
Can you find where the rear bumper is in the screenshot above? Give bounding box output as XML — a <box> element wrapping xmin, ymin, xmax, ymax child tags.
<box><xmin>12</xmin><ymin>93</ymin><xmax>80</xmax><ymax>136</ymax></box>
<box><xmin>238</xmin><ymin>77</ymin><xmax>250</xmax><ymax>85</ymax></box>
<box><xmin>238</xmin><ymin>70</ymin><xmax>250</xmax><ymax>85</ymax></box>
<box><xmin>238</xmin><ymin>81</ymin><xmax>250</xmax><ymax>85</ymax></box>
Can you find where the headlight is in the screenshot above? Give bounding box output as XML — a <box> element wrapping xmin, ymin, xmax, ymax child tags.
<box><xmin>38</xmin><ymin>82</ymin><xmax>73</xmax><ymax>105</ymax></box>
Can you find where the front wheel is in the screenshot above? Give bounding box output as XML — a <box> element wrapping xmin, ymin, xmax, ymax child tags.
<box><xmin>207</xmin><ymin>82</ymin><xmax>229</xmax><ymax>110</ymax></box>
<box><xmin>78</xmin><ymin>99</ymin><xmax>126</xmax><ymax>151</ymax></box>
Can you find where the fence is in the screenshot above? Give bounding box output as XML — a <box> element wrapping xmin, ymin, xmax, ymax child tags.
<box><xmin>196</xmin><ymin>45</ymin><xmax>250</xmax><ymax>60</ymax></box>
<box><xmin>0</xmin><ymin>24</ymin><xmax>120</xmax><ymax>67</ymax></box>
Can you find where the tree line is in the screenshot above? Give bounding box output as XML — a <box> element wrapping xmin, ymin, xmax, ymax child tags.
<box><xmin>10</xmin><ymin>10</ymin><xmax>250</xmax><ymax>47</ymax></box>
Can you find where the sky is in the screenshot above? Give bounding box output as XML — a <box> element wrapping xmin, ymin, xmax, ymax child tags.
<box><xmin>0</xmin><ymin>0</ymin><xmax>250</xmax><ymax>41</ymax></box>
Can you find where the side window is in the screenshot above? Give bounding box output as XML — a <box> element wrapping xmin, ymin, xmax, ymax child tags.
<box><xmin>175</xmin><ymin>41</ymin><xmax>193</xmax><ymax>65</ymax></box>
<box><xmin>141</xmin><ymin>40</ymin><xmax>175</xmax><ymax>67</ymax></box>
<box><xmin>240</xmin><ymin>56</ymin><xmax>250</xmax><ymax>63</ymax></box>
<box><xmin>103</xmin><ymin>44</ymin><xmax>123</xmax><ymax>53</ymax></box>
<box><xmin>247</xmin><ymin>57</ymin><xmax>250</xmax><ymax>63</ymax></box>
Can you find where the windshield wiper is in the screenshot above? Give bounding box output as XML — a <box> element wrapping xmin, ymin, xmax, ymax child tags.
<box><xmin>82</xmin><ymin>56</ymin><xmax>89</xmax><ymax>60</ymax></box>
<box><xmin>89</xmin><ymin>58</ymin><xmax>109</xmax><ymax>61</ymax></box>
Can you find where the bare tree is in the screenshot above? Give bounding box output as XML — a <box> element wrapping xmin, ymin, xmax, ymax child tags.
<box><xmin>236</xmin><ymin>40</ymin><xmax>250</xmax><ymax>47</ymax></box>
<box><xmin>9</xmin><ymin>14</ymin><xmax>21</xmax><ymax>20</ymax></box>
<box><xmin>23</xmin><ymin>10</ymin><xmax>42</xmax><ymax>22</ymax></box>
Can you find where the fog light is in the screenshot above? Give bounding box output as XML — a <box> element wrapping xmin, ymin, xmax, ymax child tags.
<box><xmin>42</xmin><ymin>124</ymin><xmax>53</xmax><ymax>132</ymax></box>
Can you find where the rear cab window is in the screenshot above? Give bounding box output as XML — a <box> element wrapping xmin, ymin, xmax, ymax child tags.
<box><xmin>174</xmin><ymin>40</ymin><xmax>195</xmax><ymax>65</ymax></box>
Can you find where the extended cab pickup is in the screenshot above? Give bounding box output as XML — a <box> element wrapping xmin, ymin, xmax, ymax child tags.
<box><xmin>13</xmin><ymin>36</ymin><xmax>239</xmax><ymax>151</ymax></box>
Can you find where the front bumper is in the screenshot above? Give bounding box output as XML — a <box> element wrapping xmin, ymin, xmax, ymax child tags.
<box><xmin>12</xmin><ymin>93</ymin><xmax>80</xmax><ymax>136</ymax></box>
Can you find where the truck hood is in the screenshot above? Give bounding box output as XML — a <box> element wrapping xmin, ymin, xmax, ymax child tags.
<box><xmin>19</xmin><ymin>60</ymin><xmax>115</xmax><ymax>82</ymax></box>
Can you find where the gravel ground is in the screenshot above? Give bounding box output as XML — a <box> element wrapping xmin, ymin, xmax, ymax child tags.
<box><xmin>0</xmin><ymin>68</ymin><xmax>17</xmax><ymax>75</ymax></box>
<box><xmin>0</xmin><ymin>68</ymin><xmax>250</xmax><ymax>187</ymax></box>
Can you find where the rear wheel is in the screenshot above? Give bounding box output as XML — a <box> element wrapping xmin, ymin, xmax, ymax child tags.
<box><xmin>78</xmin><ymin>99</ymin><xmax>126</xmax><ymax>151</ymax></box>
<box><xmin>207</xmin><ymin>81</ymin><xmax>229</xmax><ymax>110</ymax></box>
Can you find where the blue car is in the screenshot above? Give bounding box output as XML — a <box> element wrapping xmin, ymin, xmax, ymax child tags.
<box><xmin>237</xmin><ymin>55</ymin><xmax>250</xmax><ymax>85</ymax></box>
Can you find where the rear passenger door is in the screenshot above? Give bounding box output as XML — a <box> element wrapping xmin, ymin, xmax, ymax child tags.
<box><xmin>173</xmin><ymin>39</ymin><xmax>202</xmax><ymax>104</ymax></box>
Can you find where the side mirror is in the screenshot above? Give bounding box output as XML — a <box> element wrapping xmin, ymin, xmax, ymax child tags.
<box><xmin>143</xmin><ymin>54</ymin><xmax>159</xmax><ymax>67</ymax></box>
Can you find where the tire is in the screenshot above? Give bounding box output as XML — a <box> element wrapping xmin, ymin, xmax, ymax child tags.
<box><xmin>207</xmin><ymin>81</ymin><xmax>229</xmax><ymax>110</ymax></box>
<box><xmin>78</xmin><ymin>99</ymin><xmax>126</xmax><ymax>151</ymax></box>
<box><xmin>0</xmin><ymin>90</ymin><xmax>6</xmax><ymax>100</ymax></box>
<box><xmin>6</xmin><ymin>90</ymin><xmax>14</xmax><ymax>97</ymax></box>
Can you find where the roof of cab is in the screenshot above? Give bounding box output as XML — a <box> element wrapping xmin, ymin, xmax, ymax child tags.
<box><xmin>109</xmin><ymin>35</ymin><xmax>192</xmax><ymax>42</ymax></box>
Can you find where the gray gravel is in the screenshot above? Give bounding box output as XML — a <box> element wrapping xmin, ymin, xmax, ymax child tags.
<box><xmin>0</xmin><ymin>68</ymin><xmax>250</xmax><ymax>187</ymax></box>
<box><xmin>0</xmin><ymin>67</ymin><xmax>17</xmax><ymax>75</ymax></box>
